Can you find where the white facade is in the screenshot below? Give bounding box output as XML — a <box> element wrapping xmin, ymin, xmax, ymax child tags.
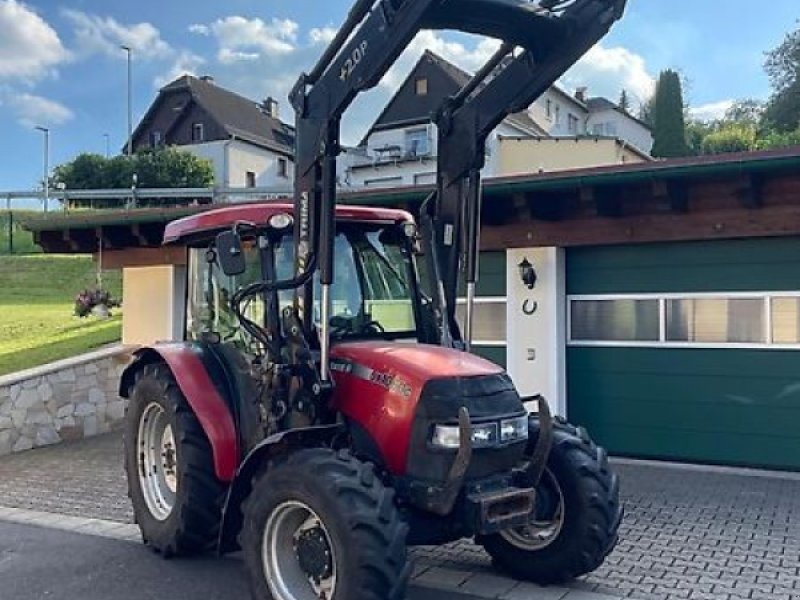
<box><xmin>586</xmin><ymin>108</ymin><xmax>653</xmax><ymax>154</ymax></box>
<box><xmin>528</xmin><ymin>88</ymin><xmax>587</xmax><ymax>137</ymax></box>
<box><xmin>341</xmin><ymin>120</ymin><xmax>528</xmax><ymax>189</ymax></box>
<box><xmin>185</xmin><ymin>139</ymin><xmax>294</xmax><ymax>190</ymax></box>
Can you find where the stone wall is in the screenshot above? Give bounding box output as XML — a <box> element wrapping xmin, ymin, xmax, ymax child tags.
<box><xmin>0</xmin><ymin>346</ymin><xmax>131</xmax><ymax>456</ymax></box>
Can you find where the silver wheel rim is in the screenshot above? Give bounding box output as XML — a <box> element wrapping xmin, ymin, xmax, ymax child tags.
<box><xmin>501</xmin><ymin>469</ymin><xmax>565</xmax><ymax>551</ymax></box>
<box><xmin>137</xmin><ymin>402</ymin><xmax>178</xmax><ymax>521</ymax></box>
<box><xmin>262</xmin><ymin>501</ymin><xmax>337</xmax><ymax>600</ymax></box>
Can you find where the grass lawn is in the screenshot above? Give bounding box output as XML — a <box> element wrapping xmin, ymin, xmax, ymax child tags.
<box><xmin>0</xmin><ymin>255</ymin><xmax>123</xmax><ymax>376</ymax></box>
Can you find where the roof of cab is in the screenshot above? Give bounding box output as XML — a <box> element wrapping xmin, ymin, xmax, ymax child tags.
<box><xmin>163</xmin><ymin>202</ymin><xmax>414</xmax><ymax>245</ymax></box>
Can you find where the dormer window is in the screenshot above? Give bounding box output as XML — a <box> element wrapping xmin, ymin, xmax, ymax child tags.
<box><xmin>192</xmin><ymin>123</ymin><xmax>205</xmax><ymax>142</ymax></box>
<box><xmin>415</xmin><ymin>78</ymin><xmax>428</xmax><ymax>96</ymax></box>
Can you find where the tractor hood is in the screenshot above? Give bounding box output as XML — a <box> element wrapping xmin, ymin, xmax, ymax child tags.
<box><xmin>329</xmin><ymin>342</ymin><xmax>518</xmax><ymax>475</ymax></box>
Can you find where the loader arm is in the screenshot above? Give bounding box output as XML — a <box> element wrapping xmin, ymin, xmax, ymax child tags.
<box><xmin>287</xmin><ymin>0</ymin><xmax>626</xmax><ymax>377</ymax></box>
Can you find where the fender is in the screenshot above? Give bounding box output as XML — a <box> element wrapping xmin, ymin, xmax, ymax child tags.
<box><xmin>119</xmin><ymin>344</ymin><xmax>239</xmax><ymax>482</ymax></box>
<box><xmin>217</xmin><ymin>424</ymin><xmax>344</xmax><ymax>554</ymax></box>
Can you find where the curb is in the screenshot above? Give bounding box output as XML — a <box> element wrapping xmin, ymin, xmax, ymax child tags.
<box><xmin>0</xmin><ymin>505</ymin><xmax>630</xmax><ymax>600</ymax></box>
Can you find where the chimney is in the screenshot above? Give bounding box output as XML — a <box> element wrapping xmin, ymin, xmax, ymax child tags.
<box><xmin>199</xmin><ymin>75</ymin><xmax>215</xmax><ymax>84</ymax></box>
<box><xmin>261</xmin><ymin>97</ymin><xmax>279</xmax><ymax>119</ymax></box>
<box><xmin>575</xmin><ymin>86</ymin><xmax>588</xmax><ymax>103</ymax></box>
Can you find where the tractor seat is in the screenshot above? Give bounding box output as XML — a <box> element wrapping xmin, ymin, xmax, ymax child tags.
<box><xmin>422</xmin><ymin>0</ymin><xmax>569</xmax><ymax>53</ymax></box>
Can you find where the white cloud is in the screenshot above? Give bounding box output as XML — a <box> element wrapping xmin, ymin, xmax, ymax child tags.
<box><xmin>218</xmin><ymin>48</ymin><xmax>260</xmax><ymax>65</ymax></box>
<box><xmin>188</xmin><ymin>24</ymin><xmax>210</xmax><ymax>36</ymax></box>
<box><xmin>9</xmin><ymin>92</ymin><xmax>73</xmax><ymax>126</ymax></box>
<box><xmin>689</xmin><ymin>100</ymin><xmax>734</xmax><ymax>122</ymax></box>
<box><xmin>309</xmin><ymin>27</ymin><xmax>337</xmax><ymax>46</ymax></box>
<box><xmin>380</xmin><ymin>31</ymin><xmax>501</xmax><ymax>90</ymax></box>
<box><xmin>0</xmin><ymin>0</ymin><xmax>69</xmax><ymax>82</ymax></box>
<box><xmin>561</xmin><ymin>44</ymin><xmax>656</xmax><ymax>106</ymax></box>
<box><xmin>62</xmin><ymin>9</ymin><xmax>172</xmax><ymax>60</ymax></box>
<box><xmin>154</xmin><ymin>50</ymin><xmax>206</xmax><ymax>88</ymax></box>
<box><xmin>208</xmin><ymin>16</ymin><xmax>299</xmax><ymax>60</ymax></box>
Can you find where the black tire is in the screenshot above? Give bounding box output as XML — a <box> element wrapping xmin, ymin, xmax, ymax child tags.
<box><xmin>124</xmin><ymin>362</ymin><xmax>226</xmax><ymax>556</ymax></box>
<box><xmin>241</xmin><ymin>448</ymin><xmax>409</xmax><ymax>600</ymax></box>
<box><xmin>480</xmin><ymin>416</ymin><xmax>622</xmax><ymax>585</ymax></box>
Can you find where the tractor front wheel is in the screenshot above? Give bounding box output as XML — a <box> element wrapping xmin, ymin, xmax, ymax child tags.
<box><xmin>124</xmin><ymin>362</ymin><xmax>225</xmax><ymax>556</ymax></box>
<box><xmin>240</xmin><ymin>448</ymin><xmax>409</xmax><ymax>600</ymax></box>
<box><xmin>479</xmin><ymin>417</ymin><xmax>622</xmax><ymax>584</ymax></box>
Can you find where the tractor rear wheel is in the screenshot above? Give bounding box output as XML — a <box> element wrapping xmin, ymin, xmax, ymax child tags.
<box><xmin>240</xmin><ymin>448</ymin><xmax>409</xmax><ymax>600</ymax></box>
<box><xmin>479</xmin><ymin>416</ymin><xmax>622</xmax><ymax>584</ymax></box>
<box><xmin>124</xmin><ymin>362</ymin><xmax>225</xmax><ymax>556</ymax></box>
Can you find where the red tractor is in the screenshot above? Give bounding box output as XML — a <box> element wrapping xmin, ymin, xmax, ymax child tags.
<box><xmin>120</xmin><ymin>1</ymin><xmax>625</xmax><ymax>599</ymax></box>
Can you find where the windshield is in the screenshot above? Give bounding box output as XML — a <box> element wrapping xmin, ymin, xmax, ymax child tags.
<box><xmin>274</xmin><ymin>224</ymin><xmax>418</xmax><ymax>340</ymax></box>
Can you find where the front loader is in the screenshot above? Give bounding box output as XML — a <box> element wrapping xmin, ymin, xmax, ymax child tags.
<box><xmin>120</xmin><ymin>1</ymin><xmax>626</xmax><ymax>598</ymax></box>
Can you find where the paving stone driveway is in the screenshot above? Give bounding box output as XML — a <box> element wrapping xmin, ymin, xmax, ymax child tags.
<box><xmin>2</xmin><ymin>432</ymin><xmax>800</xmax><ymax>600</ymax></box>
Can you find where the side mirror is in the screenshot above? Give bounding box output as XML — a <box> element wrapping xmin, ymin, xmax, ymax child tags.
<box><xmin>216</xmin><ymin>230</ymin><xmax>246</xmax><ymax>276</ymax></box>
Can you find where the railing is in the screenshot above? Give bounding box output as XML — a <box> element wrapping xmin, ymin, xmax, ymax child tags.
<box><xmin>0</xmin><ymin>185</ymin><xmax>293</xmax><ymax>254</ymax></box>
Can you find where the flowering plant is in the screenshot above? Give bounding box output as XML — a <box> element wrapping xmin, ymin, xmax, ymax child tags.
<box><xmin>74</xmin><ymin>288</ymin><xmax>121</xmax><ymax>318</ymax></box>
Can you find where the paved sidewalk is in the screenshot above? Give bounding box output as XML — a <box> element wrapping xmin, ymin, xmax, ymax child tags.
<box><xmin>3</xmin><ymin>432</ymin><xmax>800</xmax><ymax>600</ymax></box>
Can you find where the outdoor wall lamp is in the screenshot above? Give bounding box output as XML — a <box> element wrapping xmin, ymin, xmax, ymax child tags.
<box><xmin>518</xmin><ymin>257</ymin><xmax>537</xmax><ymax>290</ymax></box>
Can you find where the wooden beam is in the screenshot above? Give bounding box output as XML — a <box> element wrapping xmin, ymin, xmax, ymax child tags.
<box><xmin>481</xmin><ymin>203</ymin><xmax>800</xmax><ymax>250</ymax></box>
<box><xmin>97</xmin><ymin>246</ymin><xmax>188</xmax><ymax>269</ymax></box>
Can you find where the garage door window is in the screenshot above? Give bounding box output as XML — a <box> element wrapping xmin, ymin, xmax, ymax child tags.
<box><xmin>456</xmin><ymin>298</ymin><xmax>506</xmax><ymax>345</ymax></box>
<box><xmin>571</xmin><ymin>299</ymin><xmax>659</xmax><ymax>342</ymax></box>
<box><xmin>666</xmin><ymin>298</ymin><xmax>764</xmax><ymax>343</ymax></box>
<box><xmin>569</xmin><ymin>293</ymin><xmax>800</xmax><ymax>348</ymax></box>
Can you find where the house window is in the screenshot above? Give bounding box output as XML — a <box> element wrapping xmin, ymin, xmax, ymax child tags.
<box><xmin>245</xmin><ymin>171</ymin><xmax>256</xmax><ymax>188</ymax></box>
<box><xmin>278</xmin><ymin>157</ymin><xmax>289</xmax><ymax>178</ymax></box>
<box><xmin>605</xmin><ymin>122</ymin><xmax>618</xmax><ymax>136</ymax></box>
<box><xmin>405</xmin><ymin>128</ymin><xmax>429</xmax><ymax>157</ymax></box>
<box><xmin>592</xmin><ymin>124</ymin><xmax>605</xmax><ymax>135</ymax></box>
<box><xmin>545</xmin><ymin>99</ymin><xmax>552</xmax><ymax>119</ymax></box>
<box><xmin>568</xmin><ymin>114</ymin><xmax>579</xmax><ymax>134</ymax></box>
<box><xmin>554</xmin><ymin>105</ymin><xmax>561</xmax><ymax>125</ymax></box>
<box><xmin>364</xmin><ymin>176</ymin><xmax>403</xmax><ymax>188</ymax></box>
<box><xmin>415</xmin><ymin>78</ymin><xmax>428</xmax><ymax>96</ymax></box>
<box><xmin>192</xmin><ymin>123</ymin><xmax>205</xmax><ymax>142</ymax></box>
<box><xmin>149</xmin><ymin>130</ymin><xmax>162</xmax><ymax>148</ymax></box>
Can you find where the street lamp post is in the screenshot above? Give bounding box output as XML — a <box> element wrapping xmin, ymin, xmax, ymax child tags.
<box><xmin>121</xmin><ymin>45</ymin><xmax>133</xmax><ymax>157</ymax></box>
<box><xmin>35</xmin><ymin>126</ymin><xmax>50</xmax><ymax>212</ymax></box>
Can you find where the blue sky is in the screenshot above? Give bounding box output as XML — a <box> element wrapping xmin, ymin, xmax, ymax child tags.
<box><xmin>0</xmin><ymin>0</ymin><xmax>797</xmax><ymax>193</ymax></box>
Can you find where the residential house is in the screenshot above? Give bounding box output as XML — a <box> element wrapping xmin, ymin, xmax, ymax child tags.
<box><xmin>341</xmin><ymin>51</ymin><xmax>653</xmax><ymax>187</ymax></box>
<box><xmin>131</xmin><ymin>75</ymin><xmax>295</xmax><ymax>190</ymax></box>
<box><xmin>340</xmin><ymin>51</ymin><xmax>546</xmax><ymax>189</ymax></box>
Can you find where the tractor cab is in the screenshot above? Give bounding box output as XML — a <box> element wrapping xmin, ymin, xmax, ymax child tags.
<box><xmin>165</xmin><ymin>202</ymin><xmax>428</xmax><ymax>352</ymax></box>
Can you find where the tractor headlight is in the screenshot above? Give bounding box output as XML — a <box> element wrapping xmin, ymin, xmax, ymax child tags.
<box><xmin>431</xmin><ymin>421</ymin><xmax>502</xmax><ymax>449</ymax></box>
<box><xmin>500</xmin><ymin>415</ymin><xmax>529</xmax><ymax>443</ymax></box>
<box><xmin>430</xmin><ymin>416</ymin><xmax>528</xmax><ymax>449</ymax></box>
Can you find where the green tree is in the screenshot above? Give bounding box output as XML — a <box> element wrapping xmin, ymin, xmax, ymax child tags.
<box><xmin>651</xmin><ymin>70</ymin><xmax>689</xmax><ymax>158</ymax></box>
<box><xmin>701</xmin><ymin>123</ymin><xmax>757</xmax><ymax>155</ymax></box>
<box><xmin>724</xmin><ymin>99</ymin><xmax>764</xmax><ymax>126</ymax></box>
<box><xmin>53</xmin><ymin>148</ymin><xmax>214</xmax><ymax>191</ymax></box>
<box><xmin>763</xmin><ymin>25</ymin><xmax>800</xmax><ymax>132</ymax></box>
<box><xmin>618</xmin><ymin>89</ymin><xmax>630</xmax><ymax>114</ymax></box>
<box><xmin>756</xmin><ymin>127</ymin><xmax>800</xmax><ymax>150</ymax></box>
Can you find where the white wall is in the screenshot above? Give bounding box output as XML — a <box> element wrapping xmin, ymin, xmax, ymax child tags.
<box><xmin>528</xmin><ymin>89</ymin><xmax>587</xmax><ymax>137</ymax></box>
<box><xmin>506</xmin><ymin>247</ymin><xmax>567</xmax><ymax>417</ymax></box>
<box><xmin>587</xmin><ymin>108</ymin><xmax>654</xmax><ymax>154</ymax></box>
<box><xmin>183</xmin><ymin>139</ymin><xmax>294</xmax><ymax>189</ymax></box>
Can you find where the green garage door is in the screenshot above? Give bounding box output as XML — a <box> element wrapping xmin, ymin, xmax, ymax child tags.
<box><xmin>567</xmin><ymin>237</ymin><xmax>800</xmax><ymax>470</ymax></box>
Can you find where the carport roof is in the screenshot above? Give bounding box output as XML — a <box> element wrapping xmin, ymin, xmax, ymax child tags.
<box><xmin>22</xmin><ymin>146</ymin><xmax>800</xmax><ymax>254</ymax></box>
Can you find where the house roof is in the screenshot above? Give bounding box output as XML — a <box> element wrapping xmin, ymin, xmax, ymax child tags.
<box><xmin>134</xmin><ymin>75</ymin><xmax>295</xmax><ymax>155</ymax></box>
<box><xmin>361</xmin><ymin>51</ymin><xmax>546</xmax><ymax>145</ymax></box>
<box><xmin>586</xmin><ymin>96</ymin><xmax>652</xmax><ymax>130</ymax></box>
